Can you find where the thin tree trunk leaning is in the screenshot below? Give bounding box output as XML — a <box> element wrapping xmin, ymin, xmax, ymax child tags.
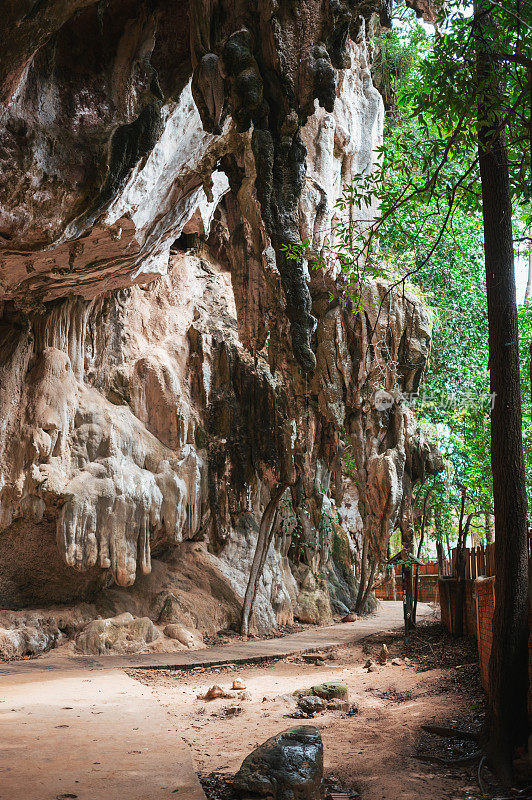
<box><xmin>413</xmin><ymin>483</ymin><xmax>434</xmax><ymax>625</ymax></box>
<box><xmin>355</xmin><ymin>535</ymin><xmax>378</xmax><ymax>614</ymax></box>
<box><xmin>360</xmin><ymin>557</ymin><xmax>378</xmax><ymax>612</ymax></box>
<box><xmin>455</xmin><ymin>508</ymin><xmax>478</xmax><ymax>636</ymax></box>
<box><xmin>436</xmin><ymin>541</ymin><xmax>445</xmax><ymax>576</ymax></box>
<box><xmin>354</xmin><ymin>536</ymin><xmax>370</xmax><ymax>613</ymax></box>
<box><xmin>484</xmin><ymin>512</ymin><xmax>494</xmax><ymax>544</ymax></box>
<box><xmin>475</xmin><ymin>1</ymin><xmax>529</xmax><ymax>783</ymax></box>
<box><xmin>240</xmin><ymin>483</ymin><xmax>287</xmax><ymax>637</ymax></box>
<box><xmin>402</xmin><ymin>561</ymin><xmax>413</xmax><ymax>643</ymax></box>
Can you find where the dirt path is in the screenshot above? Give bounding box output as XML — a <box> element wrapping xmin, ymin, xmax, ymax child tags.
<box><xmin>0</xmin><ymin>602</ymin><xmax>434</xmax><ymax>676</ymax></box>
<box><xmin>0</xmin><ymin>668</ymin><xmax>206</xmax><ymax>800</ymax></box>
<box><xmin>131</xmin><ymin>622</ymin><xmax>484</xmax><ymax>800</ymax></box>
<box><xmin>0</xmin><ymin>603</ymin><xmax>455</xmax><ymax>800</ymax></box>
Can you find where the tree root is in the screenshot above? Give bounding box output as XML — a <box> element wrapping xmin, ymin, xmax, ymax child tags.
<box><xmin>477</xmin><ymin>754</ymin><xmax>532</xmax><ymax>800</ymax></box>
<box><xmin>421</xmin><ymin>724</ymin><xmax>481</xmax><ymax>742</ymax></box>
<box><xmin>414</xmin><ymin>751</ymin><xmax>483</xmax><ymax>766</ymax></box>
<box><xmin>478</xmin><ymin>754</ymin><xmax>489</xmax><ymax>796</ymax></box>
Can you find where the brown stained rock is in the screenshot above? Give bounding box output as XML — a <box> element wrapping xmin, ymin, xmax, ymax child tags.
<box><xmin>197</xmin><ymin>685</ymin><xmax>233</xmax><ymax>701</ymax></box>
<box><xmin>301</xmin><ymin>653</ymin><xmax>329</xmax><ymax>666</ymax></box>
<box><xmin>163</xmin><ymin>624</ymin><xmax>202</xmax><ymax>649</ymax></box>
<box><xmin>0</xmin><ymin>0</ymin><xmax>442</xmax><ymax>658</ymax></box>
<box><xmin>325</xmin><ymin>699</ymin><xmax>350</xmax><ymax>712</ymax></box>
<box><xmin>406</xmin><ymin>0</ymin><xmax>441</xmax><ymax>24</ymax></box>
<box><xmin>378</xmin><ymin>644</ymin><xmax>389</xmax><ymax>665</ymax></box>
<box><xmin>297</xmin><ymin>695</ymin><xmax>328</xmax><ymax>715</ymax></box>
<box><xmin>341</xmin><ymin>612</ymin><xmax>359</xmax><ymax>623</ymax></box>
<box><xmin>224</xmin><ymin>705</ymin><xmax>243</xmax><ymax>716</ymax></box>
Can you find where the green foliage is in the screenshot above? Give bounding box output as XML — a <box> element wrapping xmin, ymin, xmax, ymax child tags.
<box><xmin>341</xmin><ymin>429</ymin><xmax>358</xmax><ymax>481</ymax></box>
<box><xmin>285</xmin><ymin>3</ymin><xmax>531</xmax><ymax>546</ymax></box>
<box><xmin>386</xmin><ymin>2</ymin><xmax>531</xmax><ymax>540</ymax></box>
<box><xmin>518</xmin><ymin>305</ymin><xmax>532</xmax><ymax>495</ymax></box>
<box><xmin>350</xmin><ymin>3</ymin><xmax>530</xmax><ymax>543</ymax></box>
<box><xmin>372</xmin><ymin>18</ymin><xmax>429</xmax><ymax>110</ymax></box>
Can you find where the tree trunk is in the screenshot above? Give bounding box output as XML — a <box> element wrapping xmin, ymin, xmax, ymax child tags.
<box><xmin>524</xmin><ymin>225</ymin><xmax>532</xmax><ymax>305</ymax></box>
<box><xmin>240</xmin><ymin>483</ymin><xmax>287</xmax><ymax>637</ymax></box>
<box><xmin>454</xmin><ymin>490</ymin><xmax>467</xmax><ymax>637</ymax></box>
<box><xmin>355</xmin><ymin>537</ymin><xmax>369</xmax><ymax>613</ymax></box>
<box><xmin>413</xmin><ymin>483</ymin><xmax>434</xmax><ymax>624</ymax></box>
<box><xmin>436</xmin><ymin>541</ymin><xmax>445</xmax><ymax>576</ymax></box>
<box><xmin>360</xmin><ymin>555</ymin><xmax>377</xmax><ymax>611</ymax></box>
<box><xmin>413</xmin><ymin>561</ymin><xmax>420</xmax><ymax>626</ymax></box>
<box><xmin>484</xmin><ymin>512</ymin><xmax>494</xmax><ymax>544</ymax></box>
<box><xmin>475</xmin><ymin>1</ymin><xmax>529</xmax><ymax>783</ymax></box>
<box><xmin>402</xmin><ymin>562</ymin><xmax>413</xmax><ymax>642</ymax></box>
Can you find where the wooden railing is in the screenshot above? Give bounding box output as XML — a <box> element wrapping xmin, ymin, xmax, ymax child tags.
<box><xmin>376</xmin><ymin>544</ymin><xmax>496</xmax><ymax>597</ymax></box>
<box><xmin>448</xmin><ymin>543</ymin><xmax>495</xmax><ymax>579</ymax></box>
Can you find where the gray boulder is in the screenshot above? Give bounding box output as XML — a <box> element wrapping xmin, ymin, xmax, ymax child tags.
<box><xmin>233</xmin><ymin>725</ymin><xmax>323</xmax><ymax>799</ymax></box>
<box><xmin>297</xmin><ymin>696</ymin><xmax>327</xmax><ymax>715</ymax></box>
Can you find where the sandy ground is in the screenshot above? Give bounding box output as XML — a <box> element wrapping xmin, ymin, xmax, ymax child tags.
<box><xmin>131</xmin><ymin>623</ymin><xmax>484</xmax><ymax>800</ymax></box>
<box><xmin>0</xmin><ymin>668</ymin><xmax>206</xmax><ymax>800</ymax></box>
<box><xmin>0</xmin><ymin>606</ymin><xmax>485</xmax><ymax>800</ymax></box>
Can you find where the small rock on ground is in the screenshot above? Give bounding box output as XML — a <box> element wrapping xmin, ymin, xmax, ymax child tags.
<box><xmin>197</xmin><ymin>685</ymin><xmax>233</xmax><ymax>701</ymax></box>
<box><xmin>297</xmin><ymin>696</ymin><xmax>328</xmax><ymax>715</ymax></box>
<box><xmin>310</xmin><ymin>682</ymin><xmax>349</xmax><ymax>701</ymax></box>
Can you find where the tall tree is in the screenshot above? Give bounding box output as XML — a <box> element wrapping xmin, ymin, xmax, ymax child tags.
<box><xmin>525</xmin><ymin>226</ymin><xmax>532</xmax><ymax>304</ymax></box>
<box><xmin>475</xmin><ymin>0</ymin><xmax>529</xmax><ymax>783</ymax></box>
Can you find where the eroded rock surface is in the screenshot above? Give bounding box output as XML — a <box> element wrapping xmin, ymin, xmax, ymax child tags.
<box><xmin>75</xmin><ymin>612</ymin><xmax>159</xmax><ymax>656</ymax></box>
<box><xmin>0</xmin><ymin>0</ymin><xmax>441</xmax><ymax>656</ymax></box>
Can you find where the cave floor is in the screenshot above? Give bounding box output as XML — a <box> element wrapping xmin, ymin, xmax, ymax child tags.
<box><xmin>0</xmin><ymin>667</ymin><xmax>206</xmax><ymax>800</ymax></box>
<box><xmin>130</xmin><ymin>618</ymin><xmax>485</xmax><ymax>800</ymax></box>
<box><xmin>0</xmin><ymin>604</ymin><xmax>484</xmax><ymax>800</ymax></box>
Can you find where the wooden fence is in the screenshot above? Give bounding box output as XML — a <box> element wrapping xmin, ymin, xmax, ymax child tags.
<box><xmin>448</xmin><ymin>543</ymin><xmax>495</xmax><ymax>579</ymax></box>
<box><xmin>374</xmin><ymin>544</ymin><xmax>495</xmax><ymax>602</ymax></box>
<box><xmin>374</xmin><ymin>560</ymin><xmax>441</xmax><ymax>602</ymax></box>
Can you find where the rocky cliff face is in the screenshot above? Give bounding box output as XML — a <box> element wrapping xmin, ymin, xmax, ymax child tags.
<box><xmin>0</xmin><ymin>0</ymin><xmax>440</xmax><ymax>658</ymax></box>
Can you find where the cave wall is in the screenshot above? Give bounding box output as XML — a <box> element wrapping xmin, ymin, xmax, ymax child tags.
<box><xmin>0</xmin><ymin>0</ymin><xmax>441</xmax><ymax>657</ymax></box>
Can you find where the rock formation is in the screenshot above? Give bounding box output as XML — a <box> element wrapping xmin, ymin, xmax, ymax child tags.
<box><xmin>0</xmin><ymin>0</ymin><xmax>441</xmax><ymax>657</ymax></box>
